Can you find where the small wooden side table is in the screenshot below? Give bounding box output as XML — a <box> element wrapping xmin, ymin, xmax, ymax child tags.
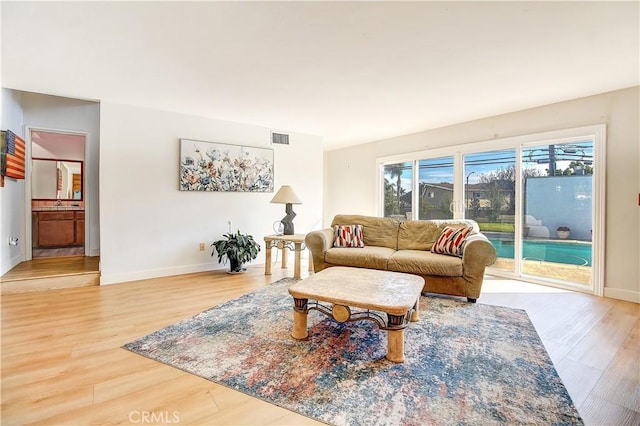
<box><xmin>264</xmin><ymin>234</ymin><xmax>313</xmax><ymax>279</ymax></box>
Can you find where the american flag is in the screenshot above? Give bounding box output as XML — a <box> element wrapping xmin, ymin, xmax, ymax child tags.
<box><xmin>1</xmin><ymin>130</ymin><xmax>25</xmax><ymax>179</ymax></box>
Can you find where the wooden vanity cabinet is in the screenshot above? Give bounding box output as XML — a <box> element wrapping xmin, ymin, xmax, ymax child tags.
<box><xmin>33</xmin><ymin>210</ymin><xmax>85</xmax><ymax>247</ymax></box>
<box><xmin>75</xmin><ymin>211</ymin><xmax>85</xmax><ymax>245</ymax></box>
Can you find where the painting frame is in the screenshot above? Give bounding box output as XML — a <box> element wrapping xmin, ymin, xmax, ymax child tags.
<box><xmin>179</xmin><ymin>139</ymin><xmax>274</xmax><ymax>192</ymax></box>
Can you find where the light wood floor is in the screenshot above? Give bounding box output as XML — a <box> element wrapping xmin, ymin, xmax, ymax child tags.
<box><xmin>1</xmin><ymin>260</ymin><xmax>638</xmax><ymax>425</ymax></box>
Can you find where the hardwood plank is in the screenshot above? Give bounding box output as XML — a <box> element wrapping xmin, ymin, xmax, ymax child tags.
<box><xmin>92</xmin><ymin>362</ymin><xmax>199</xmax><ymax>404</ymax></box>
<box><xmin>579</xmin><ymin>394</ymin><xmax>640</xmax><ymax>426</ymax></box>
<box><xmin>38</xmin><ymin>374</ymin><xmax>217</xmax><ymax>425</ymax></box>
<box><xmin>590</xmin><ymin>319</ymin><xmax>640</xmax><ymax>412</ymax></box>
<box><xmin>554</xmin><ymin>358</ymin><xmax>603</xmax><ymax>408</ymax></box>
<box><xmin>1</xmin><ymin>384</ymin><xmax>95</xmax><ymax>425</ymax></box>
<box><xmin>540</xmin><ymin>338</ymin><xmax>572</xmax><ymax>366</ymax></box>
<box><xmin>564</xmin><ymin>309</ymin><xmax>637</xmax><ymax>370</ymax></box>
<box><xmin>542</xmin><ymin>298</ymin><xmax>612</xmax><ymax>346</ymax></box>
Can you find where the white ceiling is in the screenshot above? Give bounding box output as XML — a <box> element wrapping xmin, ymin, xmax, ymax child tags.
<box><xmin>2</xmin><ymin>1</ymin><xmax>638</xmax><ymax>151</ymax></box>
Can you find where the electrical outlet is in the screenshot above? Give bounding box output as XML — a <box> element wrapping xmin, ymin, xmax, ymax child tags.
<box><xmin>199</xmin><ymin>243</ymin><xmax>205</xmax><ymax>251</ymax></box>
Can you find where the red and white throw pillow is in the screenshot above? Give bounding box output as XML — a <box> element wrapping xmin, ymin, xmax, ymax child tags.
<box><xmin>333</xmin><ymin>225</ymin><xmax>364</xmax><ymax>248</ymax></box>
<box><xmin>431</xmin><ymin>226</ymin><xmax>473</xmax><ymax>257</ymax></box>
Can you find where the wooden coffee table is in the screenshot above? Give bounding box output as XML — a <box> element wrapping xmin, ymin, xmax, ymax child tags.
<box><xmin>288</xmin><ymin>266</ymin><xmax>424</xmax><ymax>362</ymax></box>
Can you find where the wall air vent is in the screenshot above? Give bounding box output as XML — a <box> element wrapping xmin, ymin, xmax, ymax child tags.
<box><xmin>271</xmin><ymin>132</ymin><xmax>290</xmax><ymax>145</ymax></box>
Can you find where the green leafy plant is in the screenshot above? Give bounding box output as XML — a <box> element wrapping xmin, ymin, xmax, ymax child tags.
<box><xmin>211</xmin><ymin>230</ymin><xmax>261</xmax><ymax>273</ymax></box>
<box><xmin>211</xmin><ymin>230</ymin><xmax>260</xmax><ymax>272</ymax></box>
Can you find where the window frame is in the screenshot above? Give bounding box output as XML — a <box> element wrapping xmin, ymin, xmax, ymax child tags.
<box><xmin>376</xmin><ymin>124</ymin><xmax>606</xmax><ymax>296</ymax></box>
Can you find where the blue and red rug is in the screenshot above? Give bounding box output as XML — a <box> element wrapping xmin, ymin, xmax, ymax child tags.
<box><xmin>124</xmin><ymin>278</ymin><xmax>583</xmax><ymax>425</ymax></box>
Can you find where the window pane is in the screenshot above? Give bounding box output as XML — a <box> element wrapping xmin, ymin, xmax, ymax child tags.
<box><xmin>417</xmin><ymin>157</ymin><xmax>453</xmax><ymax>220</ymax></box>
<box><xmin>383</xmin><ymin>162</ymin><xmax>412</xmax><ymax>218</ymax></box>
<box><xmin>464</xmin><ymin>150</ymin><xmax>516</xmax><ymax>272</ymax></box>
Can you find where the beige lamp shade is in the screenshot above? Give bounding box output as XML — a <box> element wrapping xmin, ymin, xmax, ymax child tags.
<box><xmin>270</xmin><ymin>185</ymin><xmax>302</xmax><ymax>204</ymax></box>
<box><xmin>270</xmin><ymin>185</ymin><xmax>301</xmax><ymax>235</ymax></box>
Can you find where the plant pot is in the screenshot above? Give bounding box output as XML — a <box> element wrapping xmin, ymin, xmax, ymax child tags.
<box><xmin>228</xmin><ymin>258</ymin><xmax>246</xmax><ymax>274</ymax></box>
<box><xmin>556</xmin><ymin>230</ymin><xmax>570</xmax><ymax>239</ymax></box>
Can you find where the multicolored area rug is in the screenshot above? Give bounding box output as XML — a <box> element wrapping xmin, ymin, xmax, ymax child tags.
<box><xmin>123</xmin><ymin>278</ymin><xmax>583</xmax><ymax>425</ymax></box>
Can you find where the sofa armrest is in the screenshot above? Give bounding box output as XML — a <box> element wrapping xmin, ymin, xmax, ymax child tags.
<box><xmin>305</xmin><ymin>228</ymin><xmax>335</xmax><ymax>272</ymax></box>
<box><xmin>461</xmin><ymin>233</ymin><xmax>497</xmax><ymax>295</ymax></box>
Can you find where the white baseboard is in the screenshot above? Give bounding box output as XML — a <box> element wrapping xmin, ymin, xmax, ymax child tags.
<box><xmin>100</xmin><ymin>262</ymin><xmax>218</xmax><ymax>285</ymax></box>
<box><xmin>88</xmin><ymin>248</ymin><xmax>100</xmax><ymax>257</ymax></box>
<box><xmin>604</xmin><ymin>287</ymin><xmax>640</xmax><ymax>304</ymax></box>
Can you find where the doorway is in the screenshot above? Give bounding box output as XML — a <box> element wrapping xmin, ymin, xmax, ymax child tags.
<box><xmin>28</xmin><ymin>128</ymin><xmax>87</xmax><ymax>259</ymax></box>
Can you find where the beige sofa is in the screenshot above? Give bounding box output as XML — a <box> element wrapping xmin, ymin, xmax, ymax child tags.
<box><xmin>305</xmin><ymin>214</ymin><xmax>497</xmax><ymax>302</ymax></box>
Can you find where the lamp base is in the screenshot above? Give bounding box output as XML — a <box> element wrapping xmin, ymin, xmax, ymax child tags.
<box><xmin>281</xmin><ymin>203</ymin><xmax>296</xmax><ymax>235</ymax></box>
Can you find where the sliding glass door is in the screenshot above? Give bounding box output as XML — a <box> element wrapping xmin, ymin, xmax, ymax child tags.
<box><xmin>520</xmin><ymin>141</ymin><xmax>594</xmax><ymax>285</ymax></box>
<box><xmin>377</xmin><ymin>125</ymin><xmax>604</xmax><ymax>294</ymax></box>
<box><xmin>461</xmin><ymin>144</ymin><xmax>594</xmax><ymax>285</ymax></box>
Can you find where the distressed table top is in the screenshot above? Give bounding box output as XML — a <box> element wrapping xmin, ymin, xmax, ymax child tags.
<box><xmin>288</xmin><ymin>266</ymin><xmax>424</xmax><ymax>315</ymax></box>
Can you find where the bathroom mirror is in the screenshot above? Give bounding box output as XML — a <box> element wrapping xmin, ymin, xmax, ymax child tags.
<box><xmin>32</xmin><ymin>158</ymin><xmax>83</xmax><ymax>200</ymax></box>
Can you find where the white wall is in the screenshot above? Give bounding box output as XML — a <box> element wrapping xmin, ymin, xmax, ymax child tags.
<box><xmin>0</xmin><ymin>89</ymin><xmax>25</xmax><ymax>275</ymax></box>
<box><xmin>99</xmin><ymin>102</ymin><xmax>323</xmax><ymax>284</ymax></box>
<box><xmin>21</xmin><ymin>92</ymin><xmax>101</xmax><ymax>256</ymax></box>
<box><xmin>325</xmin><ymin>86</ymin><xmax>640</xmax><ymax>302</ymax></box>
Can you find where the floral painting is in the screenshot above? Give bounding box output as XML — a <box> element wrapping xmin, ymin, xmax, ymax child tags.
<box><xmin>179</xmin><ymin>139</ymin><xmax>274</xmax><ymax>192</ymax></box>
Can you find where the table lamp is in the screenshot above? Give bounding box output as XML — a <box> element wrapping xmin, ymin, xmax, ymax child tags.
<box><xmin>270</xmin><ymin>185</ymin><xmax>302</xmax><ymax>235</ymax></box>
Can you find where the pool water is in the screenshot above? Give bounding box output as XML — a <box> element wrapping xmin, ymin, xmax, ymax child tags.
<box><xmin>489</xmin><ymin>239</ymin><xmax>592</xmax><ymax>266</ymax></box>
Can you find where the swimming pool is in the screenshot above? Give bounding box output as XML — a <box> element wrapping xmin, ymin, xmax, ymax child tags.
<box><xmin>489</xmin><ymin>239</ymin><xmax>592</xmax><ymax>266</ymax></box>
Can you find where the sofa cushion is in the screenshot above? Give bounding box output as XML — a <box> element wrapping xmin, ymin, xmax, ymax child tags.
<box><xmin>431</xmin><ymin>225</ymin><xmax>473</xmax><ymax>257</ymax></box>
<box><xmin>388</xmin><ymin>250</ymin><xmax>463</xmax><ymax>276</ymax></box>
<box><xmin>331</xmin><ymin>214</ymin><xmax>400</xmax><ymax>250</ymax></box>
<box><xmin>333</xmin><ymin>225</ymin><xmax>364</xmax><ymax>248</ymax></box>
<box><xmin>325</xmin><ymin>246</ymin><xmax>395</xmax><ymax>270</ymax></box>
<box><xmin>397</xmin><ymin>220</ymin><xmax>442</xmax><ymax>250</ymax></box>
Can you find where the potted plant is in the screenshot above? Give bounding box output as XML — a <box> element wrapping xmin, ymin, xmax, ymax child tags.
<box><xmin>211</xmin><ymin>230</ymin><xmax>261</xmax><ymax>273</ymax></box>
<box><xmin>556</xmin><ymin>226</ymin><xmax>571</xmax><ymax>239</ymax></box>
